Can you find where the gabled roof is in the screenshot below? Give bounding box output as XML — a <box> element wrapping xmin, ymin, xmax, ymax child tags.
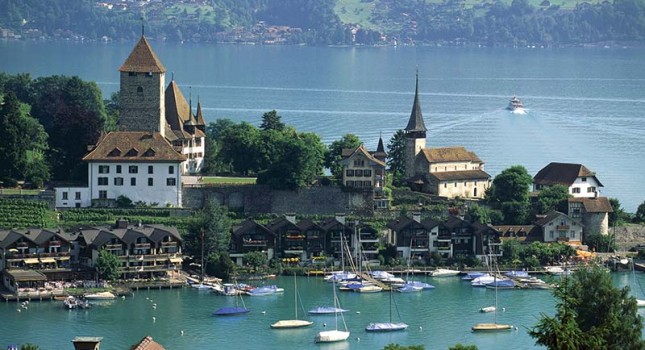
<box><xmin>341</xmin><ymin>145</ymin><xmax>386</xmax><ymax>167</ymax></box>
<box><xmin>76</xmin><ymin>229</ymin><xmax>122</xmax><ymax>249</ymax></box>
<box><xmin>387</xmin><ymin>215</ymin><xmax>437</xmax><ymax>232</ymax></box>
<box><xmin>297</xmin><ymin>219</ymin><xmax>321</xmax><ymax>231</ymax></box>
<box><xmin>130</xmin><ymin>336</ymin><xmax>166</xmax><ymax>350</ymax></box>
<box><xmin>533</xmin><ymin>162</ymin><xmax>603</xmax><ymax>187</ymax></box>
<box><xmin>268</xmin><ymin>217</ymin><xmax>300</xmax><ymax>232</ymax></box>
<box><xmin>232</xmin><ymin>220</ymin><xmax>276</xmax><ymax>237</ymax></box>
<box><xmin>147</xmin><ymin>225</ymin><xmax>183</xmax><ymax>243</ymax></box>
<box><xmin>420</xmin><ymin>146</ymin><xmax>482</xmax><ymax>164</ymax></box>
<box><xmin>405</xmin><ymin>71</ymin><xmax>427</xmax><ymax>133</ymax></box>
<box><xmin>83</xmin><ymin>132</ymin><xmax>186</xmax><ymax>162</ymax></box>
<box><xmin>319</xmin><ymin>217</ymin><xmax>347</xmax><ymax>231</ymax></box>
<box><xmin>0</xmin><ymin>230</ymin><xmax>25</xmax><ymax>248</ymax></box>
<box><xmin>428</xmin><ymin>170</ymin><xmax>491</xmax><ymax>182</ymax></box>
<box><xmin>568</xmin><ymin>197</ymin><xmax>613</xmax><ymax>213</ymax></box>
<box><xmin>534</xmin><ymin>211</ymin><xmax>583</xmax><ymax>227</ymax></box>
<box><xmin>119</xmin><ymin>36</ymin><xmax>166</xmax><ymax>73</ymax></box>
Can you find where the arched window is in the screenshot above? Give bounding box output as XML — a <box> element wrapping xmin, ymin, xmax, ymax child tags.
<box><xmin>137</xmin><ymin>86</ymin><xmax>144</xmax><ymax>100</ymax></box>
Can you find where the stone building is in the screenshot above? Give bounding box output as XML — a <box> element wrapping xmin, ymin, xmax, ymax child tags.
<box><xmin>403</xmin><ymin>72</ymin><xmax>490</xmax><ymax>199</ymax></box>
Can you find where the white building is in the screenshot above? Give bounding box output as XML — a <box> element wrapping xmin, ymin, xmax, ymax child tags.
<box><xmin>533</xmin><ymin>162</ymin><xmax>603</xmax><ymax>198</ymax></box>
<box><xmin>535</xmin><ymin>211</ymin><xmax>584</xmax><ymax>244</ymax></box>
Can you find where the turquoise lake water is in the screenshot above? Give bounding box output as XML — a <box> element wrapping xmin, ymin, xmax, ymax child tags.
<box><xmin>1</xmin><ymin>273</ymin><xmax>644</xmax><ymax>349</ymax></box>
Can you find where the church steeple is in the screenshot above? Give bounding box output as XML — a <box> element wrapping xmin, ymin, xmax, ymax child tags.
<box><xmin>405</xmin><ymin>69</ymin><xmax>427</xmax><ymax>134</ymax></box>
<box><xmin>195</xmin><ymin>97</ymin><xmax>206</xmax><ymax>132</ymax></box>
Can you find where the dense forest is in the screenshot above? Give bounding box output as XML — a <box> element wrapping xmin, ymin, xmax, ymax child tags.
<box><xmin>1</xmin><ymin>0</ymin><xmax>644</xmax><ymax>46</ymax></box>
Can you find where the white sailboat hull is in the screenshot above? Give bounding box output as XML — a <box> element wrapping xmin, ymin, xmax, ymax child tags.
<box><xmin>472</xmin><ymin>323</ymin><xmax>513</xmax><ymax>331</ymax></box>
<box><xmin>315</xmin><ymin>330</ymin><xmax>350</xmax><ymax>343</ymax></box>
<box><xmin>365</xmin><ymin>322</ymin><xmax>409</xmax><ymax>332</ymax></box>
<box><xmin>270</xmin><ymin>320</ymin><xmax>313</xmax><ymax>329</ymax></box>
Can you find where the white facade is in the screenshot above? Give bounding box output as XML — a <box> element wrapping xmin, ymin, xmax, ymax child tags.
<box><xmin>568</xmin><ymin>176</ymin><xmax>602</xmax><ymax>198</ymax></box>
<box><xmin>87</xmin><ymin>161</ymin><xmax>182</xmax><ymax>207</ymax></box>
<box><xmin>424</xmin><ymin>161</ymin><xmax>483</xmax><ymax>173</ymax></box>
<box><xmin>55</xmin><ymin>187</ymin><xmax>91</xmax><ymax>208</ymax></box>
<box><xmin>181</xmin><ymin>136</ymin><xmax>206</xmax><ymax>174</ymax></box>
<box><xmin>437</xmin><ymin>179</ymin><xmax>489</xmax><ymax>199</ymax></box>
<box><xmin>541</xmin><ymin>214</ymin><xmax>583</xmax><ymax>243</ymax></box>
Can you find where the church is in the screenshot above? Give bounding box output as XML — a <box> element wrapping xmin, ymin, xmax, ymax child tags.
<box><xmin>55</xmin><ymin>33</ymin><xmax>206</xmax><ymax>208</ymax></box>
<box><xmin>404</xmin><ymin>73</ymin><xmax>491</xmax><ymax>199</ymax></box>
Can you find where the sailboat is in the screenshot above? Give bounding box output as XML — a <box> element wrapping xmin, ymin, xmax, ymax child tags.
<box><xmin>472</xmin><ymin>248</ymin><xmax>513</xmax><ymax>332</ymax></box>
<box><xmin>365</xmin><ymin>287</ymin><xmax>408</xmax><ymax>332</ymax></box>
<box><xmin>271</xmin><ymin>275</ymin><xmax>313</xmax><ymax>329</ymax></box>
<box><xmin>315</xmin><ymin>279</ymin><xmax>350</xmax><ymax>343</ymax></box>
<box><xmin>213</xmin><ymin>277</ymin><xmax>250</xmax><ymax>316</ymax></box>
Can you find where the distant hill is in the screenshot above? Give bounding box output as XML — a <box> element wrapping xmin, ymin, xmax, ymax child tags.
<box><xmin>1</xmin><ymin>0</ymin><xmax>644</xmax><ymax>47</ymax></box>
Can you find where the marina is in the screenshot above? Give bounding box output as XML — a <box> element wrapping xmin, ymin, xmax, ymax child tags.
<box><xmin>2</xmin><ymin>273</ymin><xmax>645</xmax><ymax>349</ymax></box>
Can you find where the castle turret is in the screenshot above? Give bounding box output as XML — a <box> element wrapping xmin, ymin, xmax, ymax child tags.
<box><xmin>118</xmin><ymin>35</ymin><xmax>166</xmax><ymax>137</ymax></box>
<box><xmin>404</xmin><ymin>71</ymin><xmax>427</xmax><ymax>179</ymax></box>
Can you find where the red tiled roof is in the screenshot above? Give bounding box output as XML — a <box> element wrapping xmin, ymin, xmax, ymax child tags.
<box><xmin>533</xmin><ymin>162</ymin><xmax>603</xmax><ymax>187</ymax></box>
<box><xmin>130</xmin><ymin>336</ymin><xmax>165</xmax><ymax>350</ymax></box>
<box><xmin>420</xmin><ymin>146</ymin><xmax>482</xmax><ymax>163</ymax></box>
<box><xmin>341</xmin><ymin>145</ymin><xmax>386</xmax><ymax>167</ymax></box>
<box><xmin>428</xmin><ymin>170</ymin><xmax>490</xmax><ymax>181</ymax></box>
<box><xmin>119</xmin><ymin>36</ymin><xmax>166</xmax><ymax>73</ymax></box>
<box><xmin>568</xmin><ymin>197</ymin><xmax>613</xmax><ymax>213</ymax></box>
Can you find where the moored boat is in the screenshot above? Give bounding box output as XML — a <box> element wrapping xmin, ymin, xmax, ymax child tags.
<box><xmin>63</xmin><ymin>296</ymin><xmax>78</xmax><ymax>309</ymax></box>
<box><xmin>308</xmin><ymin>306</ymin><xmax>349</xmax><ymax>315</ymax></box>
<box><xmin>270</xmin><ymin>275</ymin><xmax>313</xmax><ymax>329</ymax></box>
<box><xmin>430</xmin><ymin>268</ymin><xmax>460</xmax><ymax>277</ymax></box>
<box><xmin>84</xmin><ymin>291</ymin><xmax>116</xmax><ymax>300</ymax></box>
<box><xmin>472</xmin><ymin>323</ymin><xmax>513</xmax><ymax>332</ymax></box>
<box><xmin>506</xmin><ymin>96</ymin><xmax>524</xmax><ymax>112</ymax></box>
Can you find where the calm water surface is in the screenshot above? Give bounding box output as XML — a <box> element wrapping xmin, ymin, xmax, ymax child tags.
<box><xmin>1</xmin><ymin>273</ymin><xmax>644</xmax><ymax>349</ymax></box>
<box><xmin>1</xmin><ymin>43</ymin><xmax>644</xmax><ymax>211</ymax></box>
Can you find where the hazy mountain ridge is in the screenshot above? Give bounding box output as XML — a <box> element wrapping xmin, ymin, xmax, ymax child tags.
<box><xmin>1</xmin><ymin>0</ymin><xmax>644</xmax><ymax>46</ymax></box>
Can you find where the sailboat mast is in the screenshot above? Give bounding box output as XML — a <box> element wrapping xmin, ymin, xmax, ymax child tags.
<box><xmin>200</xmin><ymin>229</ymin><xmax>205</xmax><ymax>282</ymax></box>
<box><xmin>294</xmin><ymin>274</ymin><xmax>298</xmax><ymax>319</ymax></box>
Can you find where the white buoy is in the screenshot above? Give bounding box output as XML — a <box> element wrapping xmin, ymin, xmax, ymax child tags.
<box><xmin>180</xmin><ymin>330</ymin><xmax>184</xmax><ymax>336</ymax></box>
<box><xmin>152</xmin><ymin>317</ymin><xmax>156</xmax><ymax>322</ymax></box>
<box><xmin>356</xmin><ymin>337</ymin><xmax>360</xmax><ymax>342</ymax></box>
<box><xmin>419</xmin><ymin>326</ymin><xmax>423</xmax><ymax>331</ymax></box>
<box><xmin>356</xmin><ymin>311</ymin><xmax>360</xmax><ymax>314</ymax></box>
<box><xmin>122</xmin><ymin>296</ymin><xmax>126</xmax><ymax>299</ymax></box>
<box><xmin>146</xmin><ymin>297</ymin><xmax>149</xmax><ymax>300</ymax></box>
<box><xmin>17</xmin><ymin>309</ymin><xmax>21</xmax><ymax>312</ymax></box>
<box><xmin>261</xmin><ymin>310</ymin><xmax>266</xmax><ymax>314</ymax></box>
<box><xmin>323</xmin><ymin>323</ymin><xmax>327</xmax><ymax>328</ymax></box>
<box><xmin>502</xmin><ymin>307</ymin><xmax>506</xmax><ymax>312</ymax></box>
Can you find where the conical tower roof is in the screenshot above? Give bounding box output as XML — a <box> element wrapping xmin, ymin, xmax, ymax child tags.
<box><xmin>405</xmin><ymin>71</ymin><xmax>427</xmax><ymax>133</ymax></box>
<box><xmin>196</xmin><ymin>100</ymin><xmax>206</xmax><ymax>126</ymax></box>
<box><xmin>119</xmin><ymin>36</ymin><xmax>166</xmax><ymax>73</ymax></box>
<box><xmin>376</xmin><ymin>136</ymin><xmax>385</xmax><ymax>153</ymax></box>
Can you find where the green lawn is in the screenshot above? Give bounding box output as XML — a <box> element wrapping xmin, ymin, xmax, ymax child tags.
<box><xmin>202</xmin><ymin>177</ymin><xmax>256</xmax><ymax>185</ymax></box>
<box><xmin>334</xmin><ymin>0</ymin><xmax>377</xmax><ymax>29</ymax></box>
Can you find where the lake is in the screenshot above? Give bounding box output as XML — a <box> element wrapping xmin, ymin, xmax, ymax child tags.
<box><xmin>0</xmin><ymin>273</ymin><xmax>644</xmax><ymax>349</ymax></box>
<box><xmin>1</xmin><ymin>42</ymin><xmax>644</xmax><ymax>212</ymax></box>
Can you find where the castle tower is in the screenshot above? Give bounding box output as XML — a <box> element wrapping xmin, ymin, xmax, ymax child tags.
<box><xmin>118</xmin><ymin>35</ymin><xmax>167</xmax><ymax>137</ymax></box>
<box><xmin>404</xmin><ymin>71</ymin><xmax>427</xmax><ymax>179</ymax></box>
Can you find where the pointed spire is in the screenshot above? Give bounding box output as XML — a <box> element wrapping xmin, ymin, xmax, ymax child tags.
<box><xmin>119</xmin><ymin>35</ymin><xmax>166</xmax><ymax>73</ymax></box>
<box><xmin>376</xmin><ymin>133</ymin><xmax>385</xmax><ymax>153</ymax></box>
<box><xmin>405</xmin><ymin>68</ymin><xmax>427</xmax><ymax>133</ymax></box>
<box><xmin>196</xmin><ymin>97</ymin><xmax>206</xmax><ymax>126</ymax></box>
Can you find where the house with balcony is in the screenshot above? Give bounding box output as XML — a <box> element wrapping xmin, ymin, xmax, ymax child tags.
<box><xmin>319</xmin><ymin>216</ymin><xmax>352</xmax><ymax>264</ymax></box>
<box><xmin>0</xmin><ymin>229</ymin><xmax>74</xmax><ymax>272</ymax></box>
<box><xmin>357</xmin><ymin>224</ymin><xmax>381</xmax><ymax>265</ymax></box>
<box><xmin>268</xmin><ymin>215</ymin><xmax>305</xmax><ymax>261</ymax></box>
<box><xmin>297</xmin><ymin>219</ymin><xmax>326</xmax><ymax>259</ymax></box>
<box><xmin>387</xmin><ymin>214</ymin><xmax>440</xmax><ymax>264</ymax></box>
<box><xmin>436</xmin><ymin>216</ymin><xmax>501</xmax><ymax>259</ymax></box>
<box><xmin>534</xmin><ymin>211</ymin><xmax>584</xmax><ymax>245</ymax></box>
<box><xmin>73</xmin><ymin>219</ymin><xmax>183</xmax><ymax>279</ymax></box>
<box><xmin>533</xmin><ymin>162</ymin><xmax>604</xmax><ymax>198</ymax></box>
<box><xmin>229</xmin><ymin>219</ymin><xmax>276</xmax><ymax>266</ymax></box>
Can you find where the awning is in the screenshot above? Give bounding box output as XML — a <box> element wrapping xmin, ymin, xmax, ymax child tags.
<box><xmin>57</xmin><ymin>256</ymin><xmax>70</xmax><ymax>261</ymax></box>
<box><xmin>169</xmin><ymin>257</ymin><xmax>183</xmax><ymax>264</ymax></box>
<box><xmin>23</xmin><ymin>258</ymin><xmax>39</xmax><ymax>264</ymax></box>
<box><xmin>39</xmin><ymin>258</ymin><xmax>56</xmax><ymax>263</ymax></box>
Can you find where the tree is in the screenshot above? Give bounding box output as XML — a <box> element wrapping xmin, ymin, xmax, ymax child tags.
<box><xmin>386</xmin><ymin>130</ymin><xmax>406</xmax><ymax>186</ymax></box>
<box><xmin>636</xmin><ymin>200</ymin><xmax>645</xmax><ymax>223</ymax></box>
<box><xmin>534</xmin><ymin>184</ymin><xmax>570</xmax><ymax>214</ymax></box>
<box><xmin>467</xmin><ymin>203</ymin><xmax>492</xmax><ymax>224</ymax></box>
<box><xmin>185</xmin><ymin>200</ymin><xmax>233</xmax><ymax>274</ymax></box>
<box><xmin>20</xmin><ymin>344</ymin><xmax>40</xmax><ymax>350</ymax></box>
<box><xmin>218</xmin><ymin>121</ymin><xmax>261</xmax><ymax>175</ymax></box>
<box><xmin>260</xmin><ymin>109</ymin><xmax>285</xmax><ymax>131</ymax></box>
<box><xmin>585</xmin><ymin>233</ymin><xmax>616</xmax><ymax>253</ymax></box>
<box><xmin>608</xmin><ymin>198</ymin><xmax>628</xmax><ymax>227</ymax></box>
<box><xmin>487</xmin><ymin>165</ymin><xmax>533</xmax><ymax>204</ymax></box>
<box><xmin>202</xmin><ymin>118</ymin><xmax>236</xmax><ymax>174</ymax></box>
<box><xmin>95</xmin><ymin>249</ymin><xmax>120</xmax><ymax>281</ymax></box>
<box><xmin>529</xmin><ymin>266</ymin><xmax>645</xmax><ymax>350</ymax></box>
<box><xmin>449</xmin><ymin>345</ymin><xmax>478</xmax><ymax>350</ymax></box>
<box><xmin>325</xmin><ymin>134</ymin><xmax>361</xmax><ymax>179</ymax></box>
<box><xmin>244</xmin><ymin>251</ymin><xmax>268</xmax><ymax>271</ymax></box>
<box><xmin>383</xmin><ymin>344</ymin><xmax>425</xmax><ymax>350</ymax></box>
<box><xmin>0</xmin><ymin>92</ymin><xmax>29</xmax><ymax>182</ymax></box>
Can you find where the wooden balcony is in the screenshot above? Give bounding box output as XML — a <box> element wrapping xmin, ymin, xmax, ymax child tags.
<box><xmin>49</xmin><ymin>241</ymin><xmax>61</xmax><ymax>247</ymax></box>
<box><xmin>161</xmin><ymin>242</ymin><xmax>177</xmax><ymax>248</ymax></box>
<box><xmin>242</xmin><ymin>240</ymin><xmax>268</xmax><ymax>247</ymax></box>
<box><xmin>556</xmin><ymin>225</ymin><xmax>570</xmax><ymax>231</ymax></box>
<box><xmin>135</xmin><ymin>243</ymin><xmax>151</xmax><ymax>250</ymax></box>
<box><xmin>104</xmin><ymin>244</ymin><xmax>122</xmax><ymax>250</ymax></box>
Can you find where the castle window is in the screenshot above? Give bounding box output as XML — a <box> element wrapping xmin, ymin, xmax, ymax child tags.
<box><xmin>116</xmin><ymin>165</ymin><xmax>122</xmax><ymax>174</ymax></box>
<box><xmin>98</xmin><ymin>165</ymin><xmax>110</xmax><ymax>174</ymax></box>
<box><xmin>137</xmin><ymin>86</ymin><xmax>144</xmax><ymax>100</ymax></box>
<box><xmin>126</xmin><ymin>149</ymin><xmax>138</xmax><ymax>157</ymax></box>
<box><xmin>167</xmin><ymin>178</ymin><xmax>176</xmax><ymax>186</ymax></box>
<box><xmin>572</xmin><ymin>188</ymin><xmax>580</xmax><ymax>194</ymax></box>
<box><xmin>364</xmin><ymin>170</ymin><xmax>372</xmax><ymax>177</ymax></box>
<box><xmin>355</xmin><ymin>170</ymin><xmax>362</xmax><ymax>177</ymax></box>
<box><xmin>114</xmin><ymin>177</ymin><xmax>124</xmax><ymax>186</ymax></box>
<box><xmin>99</xmin><ymin>191</ymin><xmax>107</xmax><ymax>199</ymax></box>
<box><xmin>108</xmin><ymin>148</ymin><xmax>121</xmax><ymax>157</ymax></box>
<box><xmin>98</xmin><ymin>177</ymin><xmax>108</xmax><ymax>186</ymax></box>
<box><xmin>148</xmin><ymin>178</ymin><xmax>154</xmax><ymax>186</ymax></box>
<box><xmin>587</xmin><ymin>186</ymin><xmax>596</xmax><ymax>193</ymax></box>
<box><xmin>346</xmin><ymin>169</ymin><xmax>354</xmax><ymax>177</ymax></box>
<box><xmin>581</xmin><ymin>177</ymin><xmax>587</xmax><ymax>182</ymax></box>
<box><xmin>75</xmin><ymin>192</ymin><xmax>81</xmax><ymax>200</ymax></box>
<box><xmin>143</xmin><ymin>148</ymin><xmax>156</xmax><ymax>157</ymax></box>
<box><xmin>129</xmin><ymin>165</ymin><xmax>138</xmax><ymax>174</ymax></box>
<box><xmin>62</xmin><ymin>192</ymin><xmax>68</xmax><ymax>200</ymax></box>
<box><xmin>168</xmin><ymin>166</ymin><xmax>174</xmax><ymax>174</ymax></box>
<box><xmin>131</xmin><ymin>178</ymin><xmax>137</xmax><ymax>186</ymax></box>
<box><xmin>148</xmin><ymin>165</ymin><xmax>154</xmax><ymax>174</ymax></box>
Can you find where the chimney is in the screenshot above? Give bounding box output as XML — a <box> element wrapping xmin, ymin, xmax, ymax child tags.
<box><xmin>72</xmin><ymin>337</ymin><xmax>102</xmax><ymax>350</ymax></box>
<box><xmin>116</xmin><ymin>218</ymin><xmax>128</xmax><ymax>229</ymax></box>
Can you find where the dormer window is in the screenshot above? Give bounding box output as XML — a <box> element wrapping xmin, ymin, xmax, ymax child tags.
<box><xmin>108</xmin><ymin>148</ymin><xmax>121</xmax><ymax>157</ymax></box>
<box><xmin>126</xmin><ymin>148</ymin><xmax>138</xmax><ymax>157</ymax></box>
<box><xmin>581</xmin><ymin>177</ymin><xmax>587</xmax><ymax>182</ymax></box>
<box><xmin>143</xmin><ymin>148</ymin><xmax>156</xmax><ymax>157</ymax></box>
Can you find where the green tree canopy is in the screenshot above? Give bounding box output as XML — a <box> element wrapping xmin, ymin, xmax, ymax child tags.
<box><xmin>185</xmin><ymin>200</ymin><xmax>233</xmax><ymax>276</ymax></box>
<box><xmin>202</xmin><ymin>118</ymin><xmax>236</xmax><ymax>175</ymax></box>
<box><xmin>95</xmin><ymin>249</ymin><xmax>120</xmax><ymax>281</ymax></box>
<box><xmin>386</xmin><ymin>130</ymin><xmax>406</xmax><ymax>186</ymax></box>
<box><xmin>260</xmin><ymin>109</ymin><xmax>285</xmax><ymax>131</ymax></box>
<box><xmin>325</xmin><ymin>134</ymin><xmax>361</xmax><ymax>179</ymax></box>
<box><xmin>487</xmin><ymin>165</ymin><xmax>533</xmax><ymax>204</ymax></box>
<box><xmin>0</xmin><ymin>92</ymin><xmax>29</xmax><ymax>182</ymax></box>
<box><xmin>608</xmin><ymin>198</ymin><xmax>628</xmax><ymax>227</ymax></box>
<box><xmin>244</xmin><ymin>251</ymin><xmax>268</xmax><ymax>271</ymax></box>
<box><xmin>636</xmin><ymin>200</ymin><xmax>645</xmax><ymax>223</ymax></box>
<box><xmin>534</xmin><ymin>184</ymin><xmax>570</xmax><ymax>214</ymax></box>
<box><xmin>529</xmin><ymin>266</ymin><xmax>645</xmax><ymax>349</ymax></box>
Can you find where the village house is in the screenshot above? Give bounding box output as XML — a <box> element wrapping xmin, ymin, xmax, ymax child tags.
<box><xmin>533</xmin><ymin>162</ymin><xmax>603</xmax><ymax>197</ymax></box>
<box><xmin>403</xmin><ymin>72</ymin><xmax>491</xmax><ymax>199</ymax></box>
<box><xmin>340</xmin><ymin>141</ymin><xmax>389</xmax><ymax>209</ymax></box>
<box><xmin>229</xmin><ymin>219</ymin><xmax>277</xmax><ymax>266</ymax></box>
<box><xmin>568</xmin><ymin>196</ymin><xmax>613</xmax><ymax>235</ymax></box>
<box><xmin>533</xmin><ymin>211</ymin><xmax>584</xmax><ymax>245</ymax></box>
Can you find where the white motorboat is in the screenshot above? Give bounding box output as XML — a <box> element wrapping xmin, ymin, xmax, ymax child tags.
<box><xmin>308</xmin><ymin>306</ymin><xmax>349</xmax><ymax>315</ymax></box>
<box><xmin>479</xmin><ymin>306</ymin><xmax>496</xmax><ymax>313</ymax></box>
<box><xmin>430</xmin><ymin>268</ymin><xmax>460</xmax><ymax>277</ymax></box>
<box><xmin>315</xmin><ymin>280</ymin><xmax>349</xmax><ymax>343</ymax></box>
<box><xmin>506</xmin><ymin>96</ymin><xmax>525</xmax><ymax>112</ymax></box>
<box><xmin>84</xmin><ymin>291</ymin><xmax>116</xmax><ymax>300</ymax></box>
<box><xmin>63</xmin><ymin>296</ymin><xmax>78</xmax><ymax>309</ymax></box>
